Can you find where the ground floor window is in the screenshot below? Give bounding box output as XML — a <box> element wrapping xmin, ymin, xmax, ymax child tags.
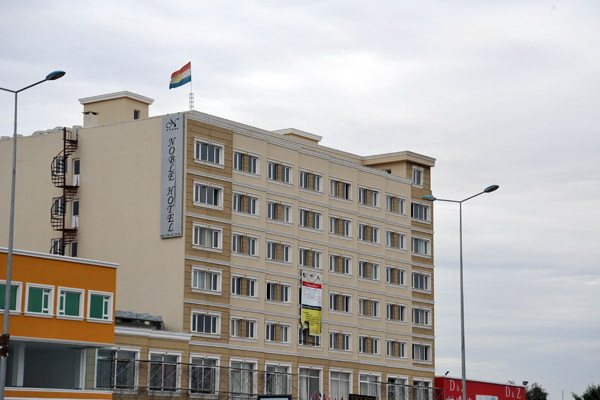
<box><xmin>190</xmin><ymin>357</ymin><xmax>217</xmax><ymax>394</ymax></box>
<box><xmin>298</xmin><ymin>368</ymin><xmax>320</xmax><ymax>400</ymax></box>
<box><xmin>330</xmin><ymin>371</ymin><xmax>350</xmax><ymax>400</ymax></box>
<box><xmin>149</xmin><ymin>353</ymin><xmax>179</xmax><ymax>391</ymax></box>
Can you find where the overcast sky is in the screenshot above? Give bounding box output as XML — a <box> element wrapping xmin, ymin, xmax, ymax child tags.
<box><xmin>1</xmin><ymin>1</ymin><xmax>599</xmax><ymax>398</ymax></box>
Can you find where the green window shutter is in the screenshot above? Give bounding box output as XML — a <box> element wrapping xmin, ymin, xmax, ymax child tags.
<box><xmin>64</xmin><ymin>291</ymin><xmax>80</xmax><ymax>316</ymax></box>
<box><xmin>90</xmin><ymin>294</ymin><xmax>108</xmax><ymax>319</ymax></box>
<box><xmin>0</xmin><ymin>285</ymin><xmax>15</xmax><ymax>311</ymax></box>
<box><xmin>28</xmin><ymin>287</ymin><xmax>44</xmax><ymax>313</ymax></box>
<box><xmin>0</xmin><ymin>283</ymin><xmax>14</xmax><ymax>311</ymax></box>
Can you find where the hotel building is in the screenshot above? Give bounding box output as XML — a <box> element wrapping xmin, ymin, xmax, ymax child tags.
<box><xmin>0</xmin><ymin>92</ymin><xmax>436</xmax><ymax>400</ymax></box>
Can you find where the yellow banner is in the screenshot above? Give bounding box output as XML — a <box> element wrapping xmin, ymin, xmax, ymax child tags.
<box><xmin>301</xmin><ymin>308</ymin><xmax>322</xmax><ymax>335</ymax></box>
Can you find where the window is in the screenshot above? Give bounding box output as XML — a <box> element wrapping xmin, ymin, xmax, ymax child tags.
<box><xmin>233</xmin><ymin>193</ymin><xmax>258</xmax><ymax>216</ymax></box>
<box><xmin>388</xmin><ymin>377</ymin><xmax>408</xmax><ymax>400</ymax></box>
<box><xmin>265</xmin><ymin>323</ymin><xmax>290</xmax><ymax>343</ymax></box>
<box><xmin>329</xmin><ymin>332</ymin><xmax>351</xmax><ymax>351</ymax></box>
<box><xmin>386</xmin><ymin>340</ymin><xmax>407</xmax><ymax>358</ymax></box>
<box><xmin>329</xmin><ymin>293</ymin><xmax>351</xmax><ymax>313</ymax></box>
<box><xmin>412</xmin><ymin>272</ymin><xmax>430</xmax><ymax>291</ymax></box>
<box><xmin>266</xmin><ymin>282</ymin><xmax>291</xmax><ymax>303</ymax></box>
<box><xmin>25</xmin><ymin>284</ymin><xmax>53</xmax><ymax>315</ymax></box>
<box><xmin>358</xmin><ymin>298</ymin><xmax>379</xmax><ymax>317</ymax></box>
<box><xmin>267</xmin><ymin>201</ymin><xmax>292</xmax><ymax>223</ymax></box>
<box><xmin>412</xmin><ymin>308</ymin><xmax>431</xmax><ymax>326</ymax></box>
<box><xmin>192</xmin><ymin>268</ymin><xmax>221</xmax><ymax>293</ymax></box>
<box><xmin>386</xmin><ymin>303</ymin><xmax>406</xmax><ymax>322</ymax></box>
<box><xmin>50</xmin><ymin>239</ymin><xmax>63</xmax><ymax>255</ymax></box>
<box><xmin>233</xmin><ymin>151</ymin><xmax>259</xmax><ymax>175</ymax></box>
<box><xmin>230</xmin><ymin>361</ymin><xmax>256</xmax><ymax>395</ymax></box>
<box><xmin>195</xmin><ymin>140</ymin><xmax>223</xmax><ymax>166</ymax></box>
<box><xmin>53</xmin><ymin>156</ymin><xmax>67</xmax><ymax>175</ymax></box>
<box><xmin>72</xmin><ymin>158</ymin><xmax>80</xmax><ymax>186</ymax></box>
<box><xmin>412</xmin><ymin>344</ymin><xmax>431</xmax><ymax>361</ymax></box>
<box><xmin>190</xmin><ymin>357</ymin><xmax>217</xmax><ymax>394</ymax></box>
<box><xmin>232</xmin><ymin>234</ymin><xmax>258</xmax><ymax>256</ymax></box>
<box><xmin>329</xmin><ymin>254</ymin><xmax>351</xmax><ymax>275</ymax></box>
<box><xmin>299</xmin><ymin>209</ymin><xmax>322</xmax><ymax>230</ymax></box>
<box><xmin>386</xmin><ymin>195</ymin><xmax>406</xmax><ymax>215</ymax></box>
<box><xmin>358</xmin><ymin>337</ymin><xmax>379</xmax><ymax>355</ymax></box>
<box><xmin>330</xmin><ymin>371</ymin><xmax>351</xmax><ymax>400</ymax></box>
<box><xmin>70</xmin><ymin>241</ymin><xmax>78</xmax><ymax>258</ymax></box>
<box><xmin>358</xmin><ymin>261</ymin><xmax>379</xmax><ymax>281</ymax></box>
<box><xmin>193</xmin><ymin>225</ymin><xmax>222</xmax><ymax>250</ymax></box>
<box><xmin>71</xmin><ymin>199</ymin><xmax>79</xmax><ymax>228</ymax></box>
<box><xmin>411</xmin><ymin>237</ymin><xmax>430</xmax><ymax>256</ymax></box>
<box><xmin>298</xmin><ymin>327</ymin><xmax>321</xmax><ymax>347</ymax></box>
<box><xmin>149</xmin><ymin>353</ymin><xmax>179</xmax><ymax>391</ymax></box>
<box><xmin>57</xmin><ymin>287</ymin><xmax>84</xmax><ymax>318</ymax></box>
<box><xmin>265</xmin><ymin>365</ymin><xmax>290</xmax><ymax>395</ymax></box>
<box><xmin>230</xmin><ymin>318</ymin><xmax>256</xmax><ymax>339</ymax></box>
<box><xmin>386</xmin><ymin>231</ymin><xmax>406</xmax><ymax>250</ymax></box>
<box><xmin>329</xmin><ymin>216</ymin><xmax>351</xmax><ymax>237</ymax></box>
<box><xmin>96</xmin><ymin>349</ymin><xmax>138</xmax><ymax>390</ymax></box>
<box><xmin>359</xmin><ymin>374</ymin><xmax>381</xmax><ymax>398</ymax></box>
<box><xmin>191</xmin><ymin>312</ymin><xmax>219</xmax><ymax>334</ymax></box>
<box><xmin>267</xmin><ymin>161</ymin><xmax>292</xmax><ymax>184</ymax></box>
<box><xmin>194</xmin><ymin>183</ymin><xmax>223</xmax><ymax>208</ymax></box>
<box><xmin>231</xmin><ymin>276</ymin><xmax>257</xmax><ymax>298</ymax></box>
<box><xmin>299</xmin><ymin>171</ymin><xmax>323</xmax><ymax>192</ymax></box>
<box><xmin>88</xmin><ymin>291</ymin><xmax>113</xmax><ymax>321</ymax></box>
<box><xmin>299</xmin><ymin>248</ymin><xmax>322</xmax><ymax>269</ymax></box>
<box><xmin>298</xmin><ymin>368</ymin><xmax>320</xmax><ymax>400</ymax></box>
<box><xmin>330</xmin><ymin>178</ymin><xmax>351</xmax><ymax>200</ymax></box>
<box><xmin>358</xmin><ymin>187</ymin><xmax>379</xmax><ymax>207</ymax></box>
<box><xmin>412</xmin><ymin>166</ymin><xmax>424</xmax><ymax>186</ymax></box>
<box><xmin>358</xmin><ymin>224</ymin><xmax>379</xmax><ymax>244</ymax></box>
<box><xmin>386</xmin><ymin>267</ymin><xmax>405</xmax><ymax>286</ymax></box>
<box><xmin>413</xmin><ymin>380</ymin><xmax>433</xmax><ymax>400</ymax></box>
<box><xmin>411</xmin><ymin>202</ymin><xmax>430</xmax><ymax>222</ymax></box>
<box><xmin>52</xmin><ymin>197</ymin><xmax>65</xmax><ymax>216</ymax></box>
<box><xmin>0</xmin><ymin>281</ymin><xmax>21</xmax><ymax>312</ymax></box>
<box><xmin>266</xmin><ymin>241</ymin><xmax>291</xmax><ymax>263</ymax></box>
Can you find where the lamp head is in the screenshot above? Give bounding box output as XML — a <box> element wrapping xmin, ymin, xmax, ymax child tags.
<box><xmin>484</xmin><ymin>184</ymin><xmax>499</xmax><ymax>193</ymax></box>
<box><xmin>46</xmin><ymin>71</ymin><xmax>66</xmax><ymax>81</ymax></box>
<box><xmin>422</xmin><ymin>195</ymin><xmax>436</xmax><ymax>201</ymax></box>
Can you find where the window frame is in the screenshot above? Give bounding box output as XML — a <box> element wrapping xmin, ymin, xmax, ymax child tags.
<box><xmin>191</xmin><ymin>310</ymin><xmax>221</xmax><ymax>336</ymax></box>
<box><xmin>25</xmin><ymin>283</ymin><xmax>54</xmax><ymax>317</ymax></box>
<box><xmin>412</xmin><ymin>166</ymin><xmax>424</xmax><ymax>186</ymax></box>
<box><xmin>192</xmin><ymin>224</ymin><xmax>223</xmax><ymax>251</ymax></box>
<box><xmin>194</xmin><ymin>138</ymin><xmax>224</xmax><ymax>167</ymax></box>
<box><xmin>193</xmin><ymin>181</ymin><xmax>224</xmax><ymax>210</ymax></box>
<box><xmin>0</xmin><ymin>280</ymin><xmax>22</xmax><ymax>314</ymax></box>
<box><xmin>57</xmin><ymin>286</ymin><xmax>85</xmax><ymax>319</ymax></box>
<box><xmin>87</xmin><ymin>290</ymin><xmax>113</xmax><ymax>322</ymax></box>
<box><xmin>411</xmin><ymin>237</ymin><xmax>431</xmax><ymax>256</ymax></box>
<box><xmin>191</xmin><ymin>267</ymin><xmax>222</xmax><ymax>294</ymax></box>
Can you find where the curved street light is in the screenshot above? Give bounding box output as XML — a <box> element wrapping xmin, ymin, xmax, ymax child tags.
<box><xmin>0</xmin><ymin>70</ymin><xmax>66</xmax><ymax>399</ymax></box>
<box><xmin>422</xmin><ymin>184</ymin><xmax>499</xmax><ymax>400</ymax></box>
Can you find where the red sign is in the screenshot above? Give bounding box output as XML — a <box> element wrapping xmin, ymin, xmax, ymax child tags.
<box><xmin>435</xmin><ymin>377</ymin><xmax>525</xmax><ymax>400</ymax></box>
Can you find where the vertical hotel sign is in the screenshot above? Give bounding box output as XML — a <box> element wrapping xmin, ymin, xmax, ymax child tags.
<box><xmin>301</xmin><ymin>271</ymin><xmax>322</xmax><ymax>335</ymax></box>
<box><xmin>160</xmin><ymin>113</ymin><xmax>184</xmax><ymax>238</ymax></box>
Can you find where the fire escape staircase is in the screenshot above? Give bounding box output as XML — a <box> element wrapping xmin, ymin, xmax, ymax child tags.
<box><xmin>50</xmin><ymin>127</ymin><xmax>79</xmax><ymax>255</ymax></box>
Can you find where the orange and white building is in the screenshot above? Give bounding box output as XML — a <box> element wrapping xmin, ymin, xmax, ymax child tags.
<box><xmin>0</xmin><ymin>248</ymin><xmax>117</xmax><ymax>399</ymax></box>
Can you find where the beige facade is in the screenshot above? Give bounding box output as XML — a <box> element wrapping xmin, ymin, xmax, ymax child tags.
<box><xmin>0</xmin><ymin>92</ymin><xmax>436</xmax><ymax>399</ymax></box>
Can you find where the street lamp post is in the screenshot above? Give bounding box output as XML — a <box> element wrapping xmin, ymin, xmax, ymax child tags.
<box><xmin>0</xmin><ymin>70</ymin><xmax>66</xmax><ymax>398</ymax></box>
<box><xmin>422</xmin><ymin>184</ymin><xmax>499</xmax><ymax>400</ymax></box>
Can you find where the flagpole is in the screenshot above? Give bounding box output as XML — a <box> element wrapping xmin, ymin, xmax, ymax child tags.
<box><xmin>189</xmin><ymin>75</ymin><xmax>194</xmax><ymax>111</ymax></box>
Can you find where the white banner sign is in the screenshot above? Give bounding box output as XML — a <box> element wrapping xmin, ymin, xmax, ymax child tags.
<box><xmin>160</xmin><ymin>113</ymin><xmax>184</xmax><ymax>238</ymax></box>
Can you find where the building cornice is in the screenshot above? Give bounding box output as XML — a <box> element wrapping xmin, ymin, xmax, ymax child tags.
<box><xmin>79</xmin><ymin>91</ymin><xmax>154</xmax><ymax>105</ymax></box>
